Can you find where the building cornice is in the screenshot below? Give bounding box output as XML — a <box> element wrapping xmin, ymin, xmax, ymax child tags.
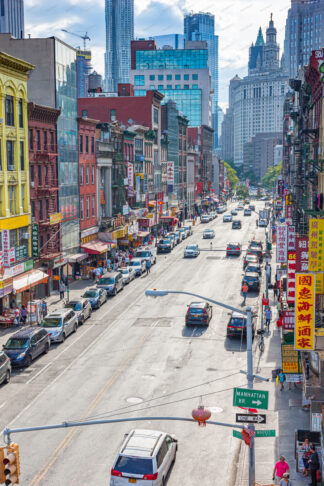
<box><xmin>0</xmin><ymin>51</ymin><xmax>34</xmax><ymax>77</ymax></box>
<box><xmin>28</xmin><ymin>102</ymin><xmax>61</xmax><ymax>124</ymax></box>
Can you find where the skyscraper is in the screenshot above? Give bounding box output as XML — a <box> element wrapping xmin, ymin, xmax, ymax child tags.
<box><xmin>184</xmin><ymin>12</ymin><xmax>218</xmax><ymax>149</ymax></box>
<box><xmin>105</xmin><ymin>0</ymin><xmax>134</xmax><ymax>92</ymax></box>
<box><xmin>284</xmin><ymin>0</ymin><xmax>324</xmax><ymax>78</ymax></box>
<box><xmin>0</xmin><ymin>0</ymin><xmax>24</xmax><ymax>38</ymax></box>
<box><xmin>153</xmin><ymin>34</ymin><xmax>185</xmax><ymax>49</ymax></box>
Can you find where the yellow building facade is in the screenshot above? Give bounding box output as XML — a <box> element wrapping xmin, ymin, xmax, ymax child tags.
<box><xmin>0</xmin><ymin>52</ymin><xmax>34</xmax><ymax>265</ymax></box>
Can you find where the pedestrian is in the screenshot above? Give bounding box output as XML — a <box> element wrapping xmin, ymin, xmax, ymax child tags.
<box><xmin>279</xmin><ymin>472</ymin><xmax>292</xmax><ymax>485</ymax></box>
<box><xmin>13</xmin><ymin>307</ymin><xmax>20</xmax><ymax>327</ymax></box>
<box><xmin>278</xmin><ymin>369</ymin><xmax>286</xmax><ymax>391</ymax></box>
<box><xmin>273</xmin><ymin>456</ymin><xmax>289</xmax><ymax>484</ymax></box>
<box><xmin>59</xmin><ymin>280</ymin><xmax>65</xmax><ymax>300</ymax></box>
<box><xmin>242</xmin><ymin>282</ymin><xmax>249</xmax><ymax>305</ymax></box>
<box><xmin>273</xmin><ymin>280</ymin><xmax>278</xmax><ymax>300</ymax></box>
<box><xmin>41</xmin><ymin>299</ymin><xmax>47</xmax><ymax>318</ymax></box>
<box><xmin>20</xmin><ymin>304</ymin><xmax>27</xmax><ymax>324</ymax></box>
<box><xmin>146</xmin><ymin>259</ymin><xmax>151</xmax><ymax>275</ymax></box>
<box><xmin>265</xmin><ymin>306</ymin><xmax>272</xmax><ymax>331</ymax></box>
<box><xmin>308</xmin><ymin>444</ymin><xmax>320</xmax><ymax>486</ymax></box>
<box><xmin>301</xmin><ymin>437</ymin><xmax>311</xmax><ymax>476</ymax></box>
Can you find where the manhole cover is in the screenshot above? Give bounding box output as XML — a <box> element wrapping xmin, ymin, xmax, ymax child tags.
<box><xmin>126</xmin><ymin>397</ymin><xmax>143</xmax><ymax>404</ymax></box>
<box><xmin>208</xmin><ymin>407</ymin><xmax>223</xmax><ymax>414</ymax></box>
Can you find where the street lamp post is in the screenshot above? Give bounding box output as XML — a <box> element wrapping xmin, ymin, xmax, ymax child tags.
<box><xmin>145</xmin><ymin>288</ymin><xmax>267</xmax><ymax>486</ymax></box>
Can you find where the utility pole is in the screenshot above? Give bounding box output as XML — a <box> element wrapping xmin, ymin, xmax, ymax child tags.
<box><xmin>155</xmin><ymin>194</ymin><xmax>158</xmax><ymax>247</ymax></box>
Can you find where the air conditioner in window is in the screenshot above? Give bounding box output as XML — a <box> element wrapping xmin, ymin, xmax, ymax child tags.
<box><xmin>22</xmin><ymin>232</ymin><xmax>30</xmax><ymax>239</ymax></box>
<box><xmin>8</xmin><ymin>165</ymin><xmax>15</xmax><ymax>171</ymax></box>
<box><xmin>31</xmin><ymin>181</ymin><xmax>35</xmax><ymax>187</ymax></box>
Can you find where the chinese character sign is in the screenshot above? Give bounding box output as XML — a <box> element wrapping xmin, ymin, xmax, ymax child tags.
<box><xmin>287</xmin><ymin>251</ymin><xmax>296</xmax><ymax>303</ymax></box>
<box><xmin>296</xmin><ymin>237</ymin><xmax>309</xmax><ymax>272</ymax></box>
<box><xmin>287</xmin><ymin>226</ymin><xmax>295</xmax><ymax>251</ymax></box>
<box><xmin>295</xmin><ymin>274</ymin><xmax>315</xmax><ymax>351</ymax></box>
<box><xmin>283</xmin><ymin>310</ymin><xmax>295</xmax><ymax>330</ymax></box>
<box><xmin>308</xmin><ymin>219</ymin><xmax>324</xmax><ymax>272</ymax></box>
<box><xmin>32</xmin><ymin>224</ymin><xmax>39</xmax><ymax>258</ymax></box>
<box><xmin>276</xmin><ymin>225</ymin><xmax>287</xmax><ymax>263</ymax></box>
<box><xmin>128</xmin><ymin>163</ymin><xmax>134</xmax><ymax>189</ymax></box>
<box><xmin>167</xmin><ymin>161</ymin><xmax>174</xmax><ymax>186</ymax></box>
<box><xmin>278</xmin><ymin>179</ymin><xmax>284</xmax><ymax>197</ymax></box>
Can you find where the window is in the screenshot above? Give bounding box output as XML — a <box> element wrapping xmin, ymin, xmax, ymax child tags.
<box><xmin>134</xmin><ymin>90</ymin><xmax>146</xmax><ymax>96</ymax></box>
<box><xmin>91</xmin><ymin>165</ymin><xmax>95</xmax><ymax>184</ymax></box>
<box><xmin>6</xmin><ymin>141</ymin><xmax>14</xmax><ymax>169</ymax></box>
<box><xmin>184</xmin><ymin>74</ymin><xmax>189</xmax><ymax>80</ymax></box>
<box><xmin>29</xmin><ymin>129</ymin><xmax>33</xmax><ymax>150</ymax></box>
<box><xmin>80</xmin><ymin>166</ymin><xmax>84</xmax><ymax>185</ymax></box>
<box><xmin>86</xmin><ymin>165</ymin><xmax>89</xmax><ymax>184</ymax></box>
<box><xmin>82</xmin><ymin>109</ymin><xmax>88</xmax><ymax>118</ymax></box>
<box><xmin>31</xmin><ymin>200</ymin><xmax>35</xmax><ymax>218</ymax></box>
<box><xmin>158</xmin><ymin>85</ymin><xmax>163</xmax><ymax>90</ymax></box>
<box><xmin>134</xmin><ymin>75</ymin><xmax>145</xmax><ymax>86</ymax></box>
<box><xmin>44</xmin><ymin>131</ymin><xmax>48</xmax><ymax>151</ymax></box>
<box><xmin>30</xmin><ymin>165</ymin><xmax>34</xmax><ymax>183</ymax></box>
<box><xmin>38</xmin><ymin>165</ymin><xmax>42</xmax><ymax>185</ymax></box>
<box><xmin>158</xmin><ymin>74</ymin><xmax>164</xmax><ymax>81</ymax></box>
<box><xmin>110</xmin><ymin>109</ymin><xmax>116</xmax><ymax>121</ymax></box>
<box><xmin>79</xmin><ymin>134</ymin><xmax>83</xmax><ymax>153</ymax></box>
<box><xmin>50</xmin><ymin>132</ymin><xmax>55</xmax><ymax>151</ymax></box>
<box><xmin>175</xmin><ymin>74</ymin><xmax>181</xmax><ymax>80</ymax></box>
<box><xmin>18</xmin><ymin>99</ymin><xmax>23</xmax><ymax>128</ymax></box>
<box><xmin>86</xmin><ymin>196</ymin><xmax>90</xmax><ymax>218</ymax></box>
<box><xmin>5</xmin><ymin>95</ymin><xmax>14</xmax><ymax>126</ymax></box>
<box><xmin>192</xmin><ymin>74</ymin><xmax>198</xmax><ymax>80</ymax></box>
<box><xmin>80</xmin><ymin>197</ymin><xmax>84</xmax><ymax>219</ymax></box>
<box><xmin>85</xmin><ymin>136</ymin><xmax>89</xmax><ymax>153</ymax></box>
<box><xmin>184</xmin><ymin>84</ymin><xmax>189</xmax><ymax>89</ymax></box>
<box><xmin>192</xmin><ymin>84</ymin><xmax>198</xmax><ymax>89</ymax></box>
<box><xmin>91</xmin><ymin>136</ymin><xmax>95</xmax><ymax>153</ymax></box>
<box><xmin>46</xmin><ymin>199</ymin><xmax>49</xmax><ymax>219</ymax></box>
<box><xmin>92</xmin><ymin>194</ymin><xmax>95</xmax><ymax>217</ymax></box>
<box><xmin>38</xmin><ymin>200</ymin><xmax>43</xmax><ymax>220</ymax></box>
<box><xmin>175</xmin><ymin>85</ymin><xmax>181</xmax><ymax>89</ymax></box>
<box><xmin>36</xmin><ymin>130</ymin><xmax>41</xmax><ymax>150</ymax></box>
<box><xmin>167</xmin><ymin>74</ymin><xmax>172</xmax><ymax>80</ymax></box>
<box><xmin>153</xmin><ymin>108</ymin><xmax>159</xmax><ymax>124</ymax></box>
<box><xmin>149</xmin><ymin>75</ymin><xmax>155</xmax><ymax>81</ymax></box>
<box><xmin>21</xmin><ymin>186</ymin><xmax>25</xmax><ymax>211</ymax></box>
<box><xmin>150</xmin><ymin>85</ymin><xmax>155</xmax><ymax>89</ymax></box>
<box><xmin>167</xmin><ymin>84</ymin><xmax>172</xmax><ymax>89</ymax></box>
<box><xmin>20</xmin><ymin>141</ymin><xmax>24</xmax><ymax>170</ymax></box>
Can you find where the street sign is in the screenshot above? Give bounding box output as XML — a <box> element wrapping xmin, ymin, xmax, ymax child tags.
<box><xmin>233</xmin><ymin>388</ymin><xmax>269</xmax><ymax>410</ymax></box>
<box><xmin>233</xmin><ymin>430</ymin><xmax>243</xmax><ymax>439</ymax></box>
<box><xmin>236</xmin><ymin>413</ymin><xmax>266</xmax><ymax>424</ymax></box>
<box><xmin>255</xmin><ymin>430</ymin><xmax>276</xmax><ymax>437</ymax></box>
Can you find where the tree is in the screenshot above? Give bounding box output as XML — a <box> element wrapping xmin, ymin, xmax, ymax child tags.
<box><xmin>236</xmin><ymin>184</ymin><xmax>249</xmax><ymax>199</ymax></box>
<box><xmin>224</xmin><ymin>162</ymin><xmax>239</xmax><ymax>191</ymax></box>
<box><xmin>261</xmin><ymin>163</ymin><xmax>282</xmax><ymax>190</ymax></box>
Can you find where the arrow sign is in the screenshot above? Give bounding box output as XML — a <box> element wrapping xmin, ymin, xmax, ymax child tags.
<box><xmin>236</xmin><ymin>413</ymin><xmax>266</xmax><ymax>424</ymax></box>
<box><xmin>233</xmin><ymin>387</ymin><xmax>269</xmax><ymax>410</ymax></box>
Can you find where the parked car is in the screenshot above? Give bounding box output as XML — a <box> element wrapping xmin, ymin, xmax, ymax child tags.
<box><xmin>135</xmin><ymin>247</ymin><xmax>157</xmax><ymax>265</ymax></box>
<box><xmin>236</xmin><ymin>206</ymin><xmax>244</xmax><ymax>211</ymax></box>
<box><xmin>110</xmin><ymin>429</ymin><xmax>177</xmax><ymax>486</ymax></box>
<box><xmin>185</xmin><ymin>301</ymin><xmax>212</xmax><ymax>326</ymax></box>
<box><xmin>245</xmin><ymin>263</ymin><xmax>262</xmax><ymax>275</ymax></box>
<box><xmin>203</xmin><ymin>229</ymin><xmax>215</xmax><ymax>239</ymax></box>
<box><xmin>247</xmin><ymin>246</ymin><xmax>263</xmax><ymax>262</ymax></box>
<box><xmin>173</xmin><ymin>231</ymin><xmax>181</xmax><ymax>244</ymax></box>
<box><xmin>157</xmin><ymin>239</ymin><xmax>172</xmax><ymax>253</ymax></box>
<box><xmin>167</xmin><ymin>234</ymin><xmax>176</xmax><ymax>248</ymax></box>
<box><xmin>184</xmin><ymin>244</ymin><xmax>200</xmax><ymax>258</ymax></box>
<box><xmin>232</xmin><ymin>220</ymin><xmax>242</xmax><ymax>229</ymax></box>
<box><xmin>244</xmin><ymin>209</ymin><xmax>252</xmax><ymax>216</ymax></box>
<box><xmin>227</xmin><ymin>311</ymin><xmax>255</xmax><ymax>339</ymax></box>
<box><xmin>129</xmin><ymin>258</ymin><xmax>146</xmax><ymax>276</ymax></box>
<box><xmin>3</xmin><ymin>327</ymin><xmax>50</xmax><ymax>367</ymax></box>
<box><xmin>0</xmin><ymin>351</ymin><xmax>11</xmax><ymax>385</ymax></box>
<box><xmin>223</xmin><ymin>214</ymin><xmax>232</xmax><ymax>223</ymax></box>
<box><xmin>168</xmin><ymin>232</ymin><xmax>179</xmax><ymax>245</ymax></box>
<box><xmin>178</xmin><ymin>228</ymin><xmax>186</xmax><ymax>240</ymax></box>
<box><xmin>184</xmin><ymin>225</ymin><xmax>193</xmax><ymax>236</ymax></box>
<box><xmin>231</xmin><ymin>209</ymin><xmax>238</xmax><ymax>216</ymax></box>
<box><xmin>40</xmin><ymin>309</ymin><xmax>78</xmax><ymax>343</ymax></box>
<box><xmin>226</xmin><ymin>242</ymin><xmax>241</xmax><ymax>256</ymax></box>
<box><xmin>121</xmin><ymin>267</ymin><xmax>135</xmax><ymax>285</ymax></box>
<box><xmin>249</xmin><ymin>239</ymin><xmax>263</xmax><ymax>250</ymax></box>
<box><xmin>97</xmin><ymin>271</ymin><xmax>124</xmax><ymax>296</ymax></box>
<box><xmin>82</xmin><ymin>288</ymin><xmax>107</xmax><ymax>309</ymax></box>
<box><xmin>200</xmin><ymin>215</ymin><xmax>210</xmax><ymax>223</ymax></box>
<box><xmin>243</xmin><ymin>254</ymin><xmax>259</xmax><ymax>269</ymax></box>
<box><xmin>258</xmin><ymin>219</ymin><xmax>267</xmax><ymax>227</ymax></box>
<box><xmin>242</xmin><ymin>272</ymin><xmax>260</xmax><ymax>292</ymax></box>
<box><xmin>64</xmin><ymin>298</ymin><xmax>92</xmax><ymax>325</ymax></box>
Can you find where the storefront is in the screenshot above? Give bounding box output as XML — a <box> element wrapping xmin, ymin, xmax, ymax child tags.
<box><xmin>67</xmin><ymin>253</ymin><xmax>88</xmax><ymax>279</ymax></box>
<box><xmin>0</xmin><ymin>277</ymin><xmax>14</xmax><ymax>325</ymax></box>
<box><xmin>12</xmin><ymin>268</ymin><xmax>49</xmax><ymax>308</ymax></box>
<box><xmin>81</xmin><ymin>239</ymin><xmax>111</xmax><ymax>277</ymax></box>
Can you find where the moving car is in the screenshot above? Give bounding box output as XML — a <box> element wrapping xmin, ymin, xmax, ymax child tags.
<box><xmin>40</xmin><ymin>309</ymin><xmax>78</xmax><ymax>343</ymax></box>
<box><xmin>121</xmin><ymin>267</ymin><xmax>135</xmax><ymax>285</ymax></box>
<box><xmin>0</xmin><ymin>351</ymin><xmax>11</xmax><ymax>385</ymax></box>
<box><xmin>3</xmin><ymin>327</ymin><xmax>50</xmax><ymax>367</ymax></box>
<box><xmin>217</xmin><ymin>206</ymin><xmax>225</xmax><ymax>214</ymax></box>
<box><xmin>185</xmin><ymin>301</ymin><xmax>212</xmax><ymax>326</ymax></box>
<box><xmin>244</xmin><ymin>209</ymin><xmax>252</xmax><ymax>216</ymax></box>
<box><xmin>226</xmin><ymin>242</ymin><xmax>241</xmax><ymax>256</ymax></box>
<box><xmin>232</xmin><ymin>220</ymin><xmax>242</xmax><ymax>229</ymax></box>
<box><xmin>203</xmin><ymin>229</ymin><xmax>215</xmax><ymax>239</ymax></box>
<box><xmin>129</xmin><ymin>258</ymin><xmax>146</xmax><ymax>276</ymax></box>
<box><xmin>236</xmin><ymin>206</ymin><xmax>244</xmax><ymax>211</ymax></box>
<box><xmin>82</xmin><ymin>288</ymin><xmax>107</xmax><ymax>309</ymax></box>
<box><xmin>110</xmin><ymin>429</ymin><xmax>177</xmax><ymax>485</ymax></box>
<box><xmin>249</xmin><ymin>205</ymin><xmax>255</xmax><ymax>211</ymax></box>
<box><xmin>97</xmin><ymin>271</ymin><xmax>124</xmax><ymax>295</ymax></box>
<box><xmin>64</xmin><ymin>298</ymin><xmax>92</xmax><ymax>325</ymax></box>
<box><xmin>184</xmin><ymin>244</ymin><xmax>200</xmax><ymax>258</ymax></box>
<box><xmin>223</xmin><ymin>214</ymin><xmax>232</xmax><ymax>223</ymax></box>
<box><xmin>200</xmin><ymin>214</ymin><xmax>210</xmax><ymax>223</ymax></box>
<box><xmin>242</xmin><ymin>272</ymin><xmax>260</xmax><ymax>292</ymax></box>
<box><xmin>226</xmin><ymin>311</ymin><xmax>255</xmax><ymax>339</ymax></box>
<box><xmin>135</xmin><ymin>248</ymin><xmax>157</xmax><ymax>265</ymax></box>
<box><xmin>243</xmin><ymin>254</ymin><xmax>259</xmax><ymax>269</ymax></box>
<box><xmin>258</xmin><ymin>219</ymin><xmax>267</xmax><ymax>227</ymax></box>
<box><xmin>231</xmin><ymin>209</ymin><xmax>238</xmax><ymax>216</ymax></box>
<box><xmin>157</xmin><ymin>239</ymin><xmax>172</xmax><ymax>253</ymax></box>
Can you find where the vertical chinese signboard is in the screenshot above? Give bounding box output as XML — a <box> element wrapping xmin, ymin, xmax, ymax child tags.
<box><xmin>295</xmin><ymin>274</ymin><xmax>315</xmax><ymax>351</ymax></box>
<box><xmin>278</xmin><ymin>179</ymin><xmax>284</xmax><ymax>197</ymax></box>
<box><xmin>287</xmin><ymin>251</ymin><xmax>296</xmax><ymax>304</ymax></box>
<box><xmin>287</xmin><ymin>226</ymin><xmax>295</xmax><ymax>251</ymax></box>
<box><xmin>167</xmin><ymin>161</ymin><xmax>174</xmax><ymax>192</ymax></box>
<box><xmin>276</xmin><ymin>225</ymin><xmax>287</xmax><ymax>263</ymax></box>
<box><xmin>296</xmin><ymin>237</ymin><xmax>308</xmax><ymax>272</ymax></box>
<box><xmin>32</xmin><ymin>224</ymin><xmax>39</xmax><ymax>258</ymax></box>
<box><xmin>281</xmin><ymin>344</ymin><xmax>301</xmax><ymax>374</ymax></box>
<box><xmin>283</xmin><ymin>310</ymin><xmax>295</xmax><ymax>330</ymax></box>
<box><xmin>308</xmin><ymin>219</ymin><xmax>324</xmax><ymax>272</ymax></box>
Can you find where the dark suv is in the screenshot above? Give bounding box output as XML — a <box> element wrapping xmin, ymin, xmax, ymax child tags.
<box><xmin>242</xmin><ymin>272</ymin><xmax>260</xmax><ymax>291</ymax></box>
<box><xmin>157</xmin><ymin>239</ymin><xmax>172</xmax><ymax>253</ymax></box>
<box><xmin>227</xmin><ymin>312</ymin><xmax>255</xmax><ymax>339</ymax></box>
<box><xmin>185</xmin><ymin>301</ymin><xmax>213</xmax><ymax>326</ymax></box>
<box><xmin>3</xmin><ymin>327</ymin><xmax>50</xmax><ymax>367</ymax></box>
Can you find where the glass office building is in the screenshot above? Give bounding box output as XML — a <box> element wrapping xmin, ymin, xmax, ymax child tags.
<box><xmin>160</xmin><ymin>89</ymin><xmax>201</xmax><ymax>126</ymax></box>
<box><xmin>153</xmin><ymin>34</ymin><xmax>185</xmax><ymax>49</ymax></box>
<box><xmin>135</xmin><ymin>49</ymin><xmax>208</xmax><ymax>70</ymax></box>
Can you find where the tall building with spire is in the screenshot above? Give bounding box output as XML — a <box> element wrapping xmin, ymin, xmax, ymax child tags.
<box><xmin>232</xmin><ymin>16</ymin><xmax>289</xmax><ymax>174</ymax></box>
<box><xmin>105</xmin><ymin>0</ymin><xmax>134</xmax><ymax>92</ymax></box>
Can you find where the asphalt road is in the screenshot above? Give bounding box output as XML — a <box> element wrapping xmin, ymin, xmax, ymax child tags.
<box><xmin>0</xmin><ymin>201</ymin><xmax>268</xmax><ymax>486</ymax></box>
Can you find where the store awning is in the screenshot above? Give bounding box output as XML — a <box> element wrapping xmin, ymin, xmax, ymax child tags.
<box><xmin>137</xmin><ymin>231</ymin><xmax>150</xmax><ymax>238</ymax></box>
<box><xmin>13</xmin><ymin>269</ymin><xmax>49</xmax><ymax>294</ymax></box>
<box><xmin>68</xmin><ymin>253</ymin><xmax>88</xmax><ymax>263</ymax></box>
<box><xmin>81</xmin><ymin>239</ymin><xmax>109</xmax><ymax>255</ymax></box>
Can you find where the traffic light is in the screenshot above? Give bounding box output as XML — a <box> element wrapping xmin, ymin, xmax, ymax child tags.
<box><xmin>0</xmin><ymin>447</ymin><xmax>6</xmax><ymax>484</ymax></box>
<box><xmin>2</xmin><ymin>443</ymin><xmax>20</xmax><ymax>484</ymax></box>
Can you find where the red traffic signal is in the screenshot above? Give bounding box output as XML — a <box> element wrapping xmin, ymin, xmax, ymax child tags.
<box><xmin>2</xmin><ymin>443</ymin><xmax>20</xmax><ymax>484</ymax></box>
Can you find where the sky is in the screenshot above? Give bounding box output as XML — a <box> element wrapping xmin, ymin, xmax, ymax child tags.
<box><xmin>25</xmin><ymin>0</ymin><xmax>291</xmax><ymax>110</ymax></box>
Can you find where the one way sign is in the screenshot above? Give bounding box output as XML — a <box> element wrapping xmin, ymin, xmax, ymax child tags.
<box><xmin>236</xmin><ymin>413</ymin><xmax>266</xmax><ymax>424</ymax></box>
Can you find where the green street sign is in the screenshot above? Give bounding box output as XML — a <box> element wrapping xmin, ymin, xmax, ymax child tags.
<box><xmin>255</xmin><ymin>430</ymin><xmax>276</xmax><ymax>437</ymax></box>
<box><xmin>233</xmin><ymin>388</ymin><xmax>269</xmax><ymax>410</ymax></box>
<box><xmin>233</xmin><ymin>430</ymin><xmax>242</xmax><ymax>439</ymax></box>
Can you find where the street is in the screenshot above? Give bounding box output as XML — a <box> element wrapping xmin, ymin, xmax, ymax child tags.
<box><xmin>0</xmin><ymin>203</ymin><xmax>267</xmax><ymax>485</ymax></box>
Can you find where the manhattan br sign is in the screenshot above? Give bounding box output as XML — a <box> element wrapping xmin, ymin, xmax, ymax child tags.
<box><xmin>233</xmin><ymin>388</ymin><xmax>269</xmax><ymax>410</ymax></box>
